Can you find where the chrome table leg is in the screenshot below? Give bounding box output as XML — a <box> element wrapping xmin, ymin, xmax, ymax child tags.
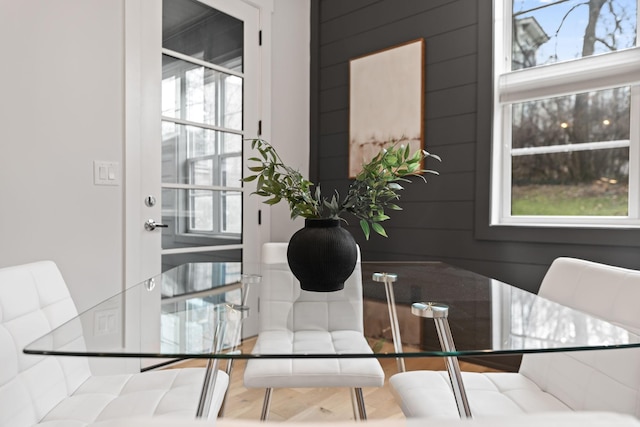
<box><xmin>197</xmin><ymin>305</ymin><xmax>227</xmax><ymax>418</ymax></box>
<box><xmin>411</xmin><ymin>302</ymin><xmax>472</xmax><ymax>418</ymax></box>
<box><xmin>373</xmin><ymin>272</ymin><xmax>405</xmax><ymax>372</ymax></box>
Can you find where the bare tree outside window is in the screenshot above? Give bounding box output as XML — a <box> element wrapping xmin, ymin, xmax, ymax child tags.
<box><xmin>510</xmin><ymin>0</ymin><xmax>636</xmax><ymax>216</ymax></box>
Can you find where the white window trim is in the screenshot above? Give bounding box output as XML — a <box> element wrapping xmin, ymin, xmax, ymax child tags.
<box><xmin>491</xmin><ymin>0</ymin><xmax>640</xmax><ymax>228</ymax></box>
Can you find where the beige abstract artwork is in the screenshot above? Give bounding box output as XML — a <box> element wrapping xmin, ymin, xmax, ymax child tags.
<box><xmin>349</xmin><ymin>38</ymin><xmax>425</xmax><ymax>177</ymax></box>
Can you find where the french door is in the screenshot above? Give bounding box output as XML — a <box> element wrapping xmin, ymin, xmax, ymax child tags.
<box><xmin>125</xmin><ymin>0</ymin><xmax>264</xmax><ymax>338</ymax></box>
<box><xmin>160</xmin><ymin>0</ymin><xmax>258</xmax><ymax>272</ymax></box>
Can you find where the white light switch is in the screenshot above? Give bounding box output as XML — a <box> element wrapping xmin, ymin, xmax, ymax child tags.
<box><xmin>94</xmin><ymin>161</ymin><xmax>120</xmax><ymax>186</ymax></box>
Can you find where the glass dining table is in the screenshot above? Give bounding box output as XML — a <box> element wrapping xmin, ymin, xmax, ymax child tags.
<box><xmin>23</xmin><ymin>261</ymin><xmax>640</xmax><ymax>419</ymax></box>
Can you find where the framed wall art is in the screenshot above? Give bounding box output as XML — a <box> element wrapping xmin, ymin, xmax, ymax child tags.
<box><xmin>348</xmin><ymin>38</ymin><xmax>425</xmax><ymax>178</ymax></box>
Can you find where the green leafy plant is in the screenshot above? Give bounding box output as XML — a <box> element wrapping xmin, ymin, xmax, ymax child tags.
<box><xmin>242</xmin><ymin>138</ymin><xmax>440</xmax><ymax>239</ymax></box>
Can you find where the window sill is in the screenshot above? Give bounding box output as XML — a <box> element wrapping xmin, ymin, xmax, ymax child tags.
<box><xmin>475</xmin><ymin>219</ymin><xmax>640</xmax><ymax>247</ymax></box>
<box><xmin>492</xmin><ymin>218</ymin><xmax>640</xmax><ymax>229</ymax></box>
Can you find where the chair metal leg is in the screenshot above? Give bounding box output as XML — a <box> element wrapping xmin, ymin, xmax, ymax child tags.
<box><xmin>260</xmin><ymin>388</ymin><xmax>273</xmax><ymax>421</ymax></box>
<box><xmin>217</xmin><ymin>358</ymin><xmax>235</xmax><ymax>416</ymax></box>
<box><xmin>350</xmin><ymin>387</ymin><xmax>367</xmax><ymax>421</ymax></box>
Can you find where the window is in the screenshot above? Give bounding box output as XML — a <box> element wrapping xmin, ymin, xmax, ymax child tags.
<box><xmin>492</xmin><ymin>0</ymin><xmax>640</xmax><ymax>227</ymax></box>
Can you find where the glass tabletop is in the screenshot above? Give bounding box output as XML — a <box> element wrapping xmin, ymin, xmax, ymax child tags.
<box><xmin>360</xmin><ymin>262</ymin><xmax>640</xmax><ymax>357</ymax></box>
<box><xmin>24</xmin><ymin>262</ymin><xmax>253</xmax><ymax>359</ymax></box>
<box><xmin>24</xmin><ymin>261</ymin><xmax>640</xmax><ymax>360</ymax></box>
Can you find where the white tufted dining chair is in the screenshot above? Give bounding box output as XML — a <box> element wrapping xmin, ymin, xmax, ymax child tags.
<box><xmin>0</xmin><ymin>260</ymin><xmax>229</xmax><ymax>426</ymax></box>
<box><xmin>389</xmin><ymin>257</ymin><xmax>640</xmax><ymax>419</ymax></box>
<box><xmin>243</xmin><ymin>242</ymin><xmax>385</xmax><ymax>420</ymax></box>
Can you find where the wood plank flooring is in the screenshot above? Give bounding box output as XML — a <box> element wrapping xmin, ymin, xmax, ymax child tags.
<box><xmin>172</xmin><ymin>337</ymin><xmax>500</xmax><ymax>422</ymax></box>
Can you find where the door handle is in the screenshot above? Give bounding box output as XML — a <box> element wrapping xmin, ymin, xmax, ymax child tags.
<box><xmin>144</xmin><ymin>219</ymin><xmax>168</xmax><ymax>231</ymax></box>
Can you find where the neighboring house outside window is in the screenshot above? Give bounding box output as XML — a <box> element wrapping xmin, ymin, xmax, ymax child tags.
<box><xmin>492</xmin><ymin>0</ymin><xmax>640</xmax><ymax>228</ymax></box>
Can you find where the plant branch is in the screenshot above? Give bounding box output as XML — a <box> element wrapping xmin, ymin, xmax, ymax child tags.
<box><xmin>243</xmin><ymin>138</ymin><xmax>440</xmax><ymax>240</ymax></box>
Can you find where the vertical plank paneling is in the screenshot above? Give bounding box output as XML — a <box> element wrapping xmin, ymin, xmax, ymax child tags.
<box><xmin>310</xmin><ymin>0</ymin><xmax>640</xmax><ymax>293</ymax></box>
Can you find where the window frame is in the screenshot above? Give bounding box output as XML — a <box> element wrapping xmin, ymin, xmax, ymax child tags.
<box><xmin>491</xmin><ymin>0</ymin><xmax>640</xmax><ymax>229</ymax></box>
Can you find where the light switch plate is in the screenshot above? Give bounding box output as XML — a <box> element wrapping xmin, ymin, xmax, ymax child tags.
<box><xmin>94</xmin><ymin>161</ymin><xmax>120</xmax><ymax>186</ymax></box>
<box><xmin>94</xmin><ymin>308</ymin><xmax>119</xmax><ymax>336</ymax></box>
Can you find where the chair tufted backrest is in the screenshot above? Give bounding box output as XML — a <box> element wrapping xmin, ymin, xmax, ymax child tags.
<box><xmin>0</xmin><ymin>260</ymin><xmax>92</xmax><ymax>426</ymax></box>
<box><xmin>259</xmin><ymin>242</ymin><xmax>364</xmax><ymax>333</ymax></box>
<box><xmin>519</xmin><ymin>257</ymin><xmax>640</xmax><ymax>417</ymax></box>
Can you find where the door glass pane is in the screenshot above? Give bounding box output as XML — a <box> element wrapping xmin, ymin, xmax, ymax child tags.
<box><xmin>162</xmin><ymin>249</ymin><xmax>242</xmax><ymax>271</ymax></box>
<box><xmin>161</xmin><ymin>123</ymin><xmax>242</xmax><ymax>186</ymax></box>
<box><xmin>162</xmin><ymin>0</ymin><xmax>243</xmax><ymax>71</ymax></box>
<box><xmin>161</xmin><ymin>262</ymin><xmax>242</xmax><ymax>296</ymax></box>
<box><xmin>161</xmin><ymin>0</ymin><xmax>245</xmax><ymax>275</ymax></box>
<box><xmin>512</xmin><ymin>0</ymin><xmax>637</xmax><ymax>70</ymax></box>
<box><xmin>161</xmin><ymin>188</ymin><xmax>243</xmax><ymax>238</ymax></box>
<box><xmin>223</xmin><ymin>74</ymin><xmax>243</xmax><ymax>129</ymax></box>
<box><xmin>162</xmin><ymin>55</ymin><xmax>243</xmax><ymax>130</ymax></box>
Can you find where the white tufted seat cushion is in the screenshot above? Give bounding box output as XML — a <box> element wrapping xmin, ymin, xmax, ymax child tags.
<box><xmin>244</xmin><ymin>330</ymin><xmax>383</xmax><ymax>388</ymax></box>
<box><xmin>243</xmin><ymin>243</ymin><xmax>384</xmax><ymax>389</ymax></box>
<box><xmin>390</xmin><ymin>370</ymin><xmax>572</xmax><ymax>418</ymax></box>
<box><xmin>38</xmin><ymin>368</ymin><xmax>224</xmax><ymax>425</ymax></box>
<box><xmin>0</xmin><ymin>260</ymin><xmax>228</xmax><ymax>426</ymax></box>
<box><xmin>390</xmin><ymin>257</ymin><xmax>640</xmax><ymax>419</ymax></box>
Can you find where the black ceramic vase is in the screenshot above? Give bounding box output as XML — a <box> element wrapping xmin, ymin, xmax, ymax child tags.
<box><xmin>286</xmin><ymin>218</ymin><xmax>358</xmax><ymax>292</ymax></box>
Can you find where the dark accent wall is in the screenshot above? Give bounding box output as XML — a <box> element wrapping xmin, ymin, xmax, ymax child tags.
<box><xmin>310</xmin><ymin>0</ymin><xmax>640</xmax><ymax>293</ymax></box>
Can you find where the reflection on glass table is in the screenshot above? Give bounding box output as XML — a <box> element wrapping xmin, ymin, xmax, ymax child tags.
<box><xmin>24</xmin><ymin>261</ymin><xmax>640</xmax><ymax>419</ymax></box>
<box><xmin>24</xmin><ymin>262</ymin><xmax>256</xmax><ymax>360</ymax></box>
<box><xmin>24</xmin><ymin>261</ymin><xmax>640</xmax><ymax>360</ymax></box>
<box><xmin>359</xmin><ymin>262</ymin><xmax>640</xmax><ymax>359</ymax></box>
<box><xmin>22</xmin><ymin>262</ymin><xmax>258</xmax><ymax>418</ymax></box>
<box><xmin>360</xmin><ymin>261</ymin><xmax>640</xmax><ymax>419</ymax></box>
<box><xmin>159</xmin><ymin>262</ymin><xmax>243</xmax><ymax>355</ymax></box>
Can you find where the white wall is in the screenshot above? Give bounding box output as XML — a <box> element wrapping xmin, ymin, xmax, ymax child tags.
<box><xmin>0</xmin><ymin>0</ymin><xmax>310</xmax><ymax>310</ymax></box>
<box><xmin>267</xmin><ymin>0</ymin><xmax>310</xmax><ymax>242</ymax></box>
<box><xmin>0</xmin><ymin>0</ymin><xmax>125</xmax><ymax>311</ymax></box>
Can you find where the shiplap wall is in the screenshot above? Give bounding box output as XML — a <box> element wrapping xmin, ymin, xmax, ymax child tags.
<box><xmin>310</xmin><ymin>0</ymin><xmax>640</xmax><ymax>293</ymax></box>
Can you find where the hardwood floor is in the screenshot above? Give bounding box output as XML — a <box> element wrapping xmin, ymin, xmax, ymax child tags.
<box><xmin>173</xmin><ymin>338</ymin><xmax>500</xmax><ymax>422</ymax></box>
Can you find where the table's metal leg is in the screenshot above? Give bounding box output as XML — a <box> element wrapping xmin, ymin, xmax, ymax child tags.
<box><xmin>260</xmin><ymin>388</ymin><xmax>273</xmax><ymax>421</ymax></box>
<box><xmin>349</xmin><ymin>387</ymin><xmax>367</xmax><ymax>421</ymax></box>
<box><xmin>197</xmin><ymin>358</ymin><xmax>221</xmax><ymax>418</ymax></box>
<box><xmin>218</xmin><ymin>274</ymin><xmax>259</xmax><ymax>416</ymax></box>
<box><xmin>197</xmin><ymin>305</ymin><xmax>226</xmax><ymax>418</ymax></box>
<box><xmin>373</xmin><ymin>272</ymin><xmax>405</xmax><ymax>372</ymax></box>
<box><xmin>434</xmin><ymin>317</ymin><xmax>472</xmax><ymax>418</ymax></box>
<box><xmin>412</xmin><ymin>302</ymin><xmax>472</xmax><ymax>418</ymax></box>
